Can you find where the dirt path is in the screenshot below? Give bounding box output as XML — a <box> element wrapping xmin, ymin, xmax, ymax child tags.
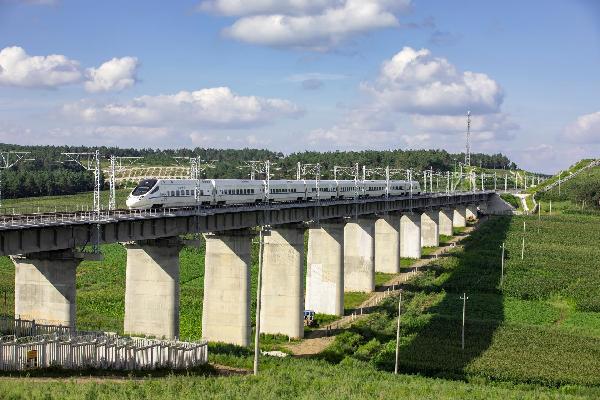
<box><xmin>285</xmin><ymin>222</ymin><xmax>480</xmax><ymax>356</ymax></box>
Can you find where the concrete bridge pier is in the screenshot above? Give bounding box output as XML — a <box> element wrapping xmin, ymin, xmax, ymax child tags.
<box><xmin>124</xmin><ymin>238</ymin><xmax>183</xmax><ymax>339</ymax></box>
<box><xmin>344</xmin><ymin>217</ymin><xmax>375</xmax><ymax>292</ymax></box>
<box><xmin>202</xmin><ymin>231</ymin><xmax>252</xmax><ymax>346</ymax></box>
<box><xmin>453</xmin><ymin>205</ymin><xmax>467</xmax><ymax>228</ymax></box>
<box><xmin>439</xmin><ymin>208</ymin><xmax>454</xmax><ymax>237</ymax></box>
<box><xmin>421</xmin><ymin>210</ymin><xmax>440</xmax><ymax>247</ymax></box>
<box><xmin>12</xmin><ymin>250</ymin><xmax>80</xmax><ymax>327</ymax></box>
<box><xmin>400</xmin><ymin>213</ymin><xmax>421</xmax><ymax>259</ymax></box>
<box><xmin>466</xmin><ymin>204</ymin><xmax>478</xmax><ymax>222</ymax></box>
<box><xmin>374</xmin><ymin>214</ymin><xmax>400</xmax><ymax>274</ymax></box>
<box><xmin>260</xmin><ymin>226</ymin><xmax>305</xmax><ymax>339</ymax></box>
<box><xmin>305</xmin><ymin>221</ymin><xmax>344</xmax><ymax>316</ymax></box>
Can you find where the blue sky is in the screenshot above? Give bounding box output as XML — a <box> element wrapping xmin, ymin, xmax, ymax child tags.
<box><xmin>0</xmin><ymin>0</ymin><xmax>599</xmax><ymax>173</ymax></box>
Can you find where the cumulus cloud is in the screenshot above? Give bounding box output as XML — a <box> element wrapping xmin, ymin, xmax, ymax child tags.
<box><xmin>63</xmin><ymin>86</ymin><xmax>303</xmax><ymax>128</ymax></box>
<box><xmin>306</xmin><ymin>47</ymin><xmax>514</xmax><ymax>149</ymax></box>
<box><xmin>0</xmin><ymin>46</ymin><xmax>82</xmax><ymax>88</ymax></box>
<box><xmin>199</xmin><ymin>0</ymin><xmax>411</xmax><ymax>51</ymax></box>
<box><xmin>562</xmin><ymin>111</ymin><xmax>600</xmax><ymax>143</ymax></box>
<box><xmin>363</xmin><ymin>47</ymin><xmax>504</xmax><ymax>115</ymax></box>
<box><xmin>84</xmin><ymin>57</ymin><xmax>139</xmax><ymax>93</ymax></box>
<box><xmin>0</xmin><ymin>46</ymin><xmax>139</xmax><ymax>92</ymax></box>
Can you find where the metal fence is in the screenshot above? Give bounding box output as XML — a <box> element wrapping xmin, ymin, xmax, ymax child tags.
<box><xmin>0</xmin><ymin>318</ymin><xmax>208</xmax><ymax>371</ymax></box>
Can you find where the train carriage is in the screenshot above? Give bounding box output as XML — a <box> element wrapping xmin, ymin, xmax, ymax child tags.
<box><xmin>212</xmin><ymin>179</ymin><xmax>264</xmax><ymax>205</ymax></box>
<box><xmin>305</xmin><ymin>180</ymin><xmax>338</xmax><ymax>201</ymax></box>
<box><xmin>267</xmin><ymin>180</ymin><xmax>306</xmax><ymax>202</ymax></box>
<box><xmin>363</xmin><ymin>180</ymin><xmax>387</xmax><ymax>197</ymax></box>
<box><xmin>337</xmin><ymin>180</ymin><xmax>359</xmax><ymax>199</ymax></box>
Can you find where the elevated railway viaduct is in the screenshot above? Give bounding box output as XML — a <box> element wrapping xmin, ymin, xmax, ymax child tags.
<box><xmin>0</xmin><ymin>191</ymin><xmax>512</xmax><ymax>345</ymax></box>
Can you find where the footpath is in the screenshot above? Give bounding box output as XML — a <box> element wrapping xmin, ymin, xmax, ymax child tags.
<box><xmin>285</xmin><ymin>221</ymin><xmax>481</xmax><ymax>356</ymax></box>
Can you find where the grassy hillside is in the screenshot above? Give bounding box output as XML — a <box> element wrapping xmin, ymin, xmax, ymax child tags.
<box><xmin>319</xmin><ymin>214</ymin><xmax>600</xmax><ymax>386</ymax></box>
<box><xmin>526</xmin><ymin>159</ymin><xmax>594</xmax><ymax>195</ymax></box>
<box><xmin>536</xmin><ymin>165</ymin><xmax>600</xmax><ymax>211</ymax></box>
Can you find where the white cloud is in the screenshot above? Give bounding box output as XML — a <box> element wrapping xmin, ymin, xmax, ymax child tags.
<box><xmin>63</xmin><ymin>86</ymin><xmax>303</xmax><ymax>128</ymax></box>
<box><xmin>0</xmin><ymin>46</ymin><xmax>139</xmax><ymax>92</ymax></box>
<box><xmin>363</xmin><ymin>47</ymin><xmax>504</xmax><ymax>115</ymax></box>
<box><xmin>84</xmin><ymin>57</ymin><xmax>139</xmax><ymax>93</ymax></box>
<box><xmin>307</xmin><ymin>107</ymin><xmax>402</xmax><ymax>148</ymax></box>
<box><xmin>305</xmin><ymin>47</ymin><xmax>514</xmax><ymax>150</ymax></box>
<box><xmin>0</xmin><ymin>46</ymin><xmax>82</xmax><ymax>88</ymax></box>
<box><xmin>199</xmin><ymin>0</ymin><xmax>411</xmax><ymax>51</ymax></box>
<box><xmin>562</xmin><ymin>111</ymin><xmax>600</xmax><ymax>143</ymax></box>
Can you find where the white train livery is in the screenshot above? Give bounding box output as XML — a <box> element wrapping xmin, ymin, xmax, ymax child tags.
<box><xmin>126</xmin><ymin>178</ymin><xmax>421</xmax><ymax>209</ymax></box>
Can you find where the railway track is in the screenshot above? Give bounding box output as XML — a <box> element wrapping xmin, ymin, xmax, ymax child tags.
<box><xmin>0</xmin><ymin>191</ymin><xmax>488</xmax><ymax>230</ymax></box>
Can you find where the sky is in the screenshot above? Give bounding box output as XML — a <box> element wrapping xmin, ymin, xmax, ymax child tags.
<box><xmin>0</xmin><ymin>0</ymin><xmax>599</xmax><ymax>173</ymax></box>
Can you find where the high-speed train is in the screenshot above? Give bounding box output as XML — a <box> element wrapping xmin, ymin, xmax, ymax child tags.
<box><xmin>126</xmin><ymin>178</ymin><xmax>421</xmax><ymax>209</ymax></box>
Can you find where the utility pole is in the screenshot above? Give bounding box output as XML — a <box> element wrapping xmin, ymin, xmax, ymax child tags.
<box><xmin>0</xmin><ymin>151</ymin><xmax>32</xmax><ymax>209</ymax></box>
<box><xmin>333</xmin><ymin>163</ymin><xmax>360</xmax><ymax>199</ymax></box>
<box><xmin>108</xmin><ymin>156</ymin><xmax>143</xmax><ymax>210</ymax></box>
<box><xmin>386</xmin><ymin>166</ymin><xmax>390</xmax><ymax>198</ymax></box>
<box><xmin>62</xmin><ymin>151</ymin><xmax>103</xmax><ymax>253</ymax></box>
<box><xmin>465</xmin><ymin>110</ymin><xmax>472</xmax><ymax>167</ymax></box>
<box><xmin>460</xmin><ymin>293</ymin><xmax>469</xmax><ymax>350</ymax></box>
<box><xmin>394</xmin><ymin>289</ymin><xmax>403</xmax><ymax>375</ymax></box>
<box><xmin>494</xmin><ymin>171</ymin><xmax>497</xmax><ymax>191</ymax></box>
<box><xmin>500</xmin><ymin>243</ymin><xmax>505</xmax><ymax>287</ymax></box>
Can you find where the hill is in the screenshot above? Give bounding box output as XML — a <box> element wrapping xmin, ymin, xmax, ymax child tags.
<box><xmin>528</xmin><ymin>159</ymin><xmax>600</xmax><ymax>213</ymax></box>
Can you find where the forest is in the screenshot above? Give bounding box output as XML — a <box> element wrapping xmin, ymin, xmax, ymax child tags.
<box><xmin>0</xmin><ymin>143</ymin><xmax>517</xmax><ymax>199</ymax></box>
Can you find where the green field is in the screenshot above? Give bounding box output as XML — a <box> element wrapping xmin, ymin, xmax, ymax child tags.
<box><xmin>0</xmin><ymin>189</ymin><xmax>131</xmax><ymax>214</ymax></box>
<box><xmin>1</xmin><ymin>193</ymin><xmax>600</xmax><ymax>397</ymax></box>
<box><xmin>1</xmin><ymin>357</ymin><xmax>599</xmax><ymax>400</ymax></box>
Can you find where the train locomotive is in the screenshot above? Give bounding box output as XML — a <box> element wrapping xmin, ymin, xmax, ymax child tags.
<box><xmin>126</xmin><ymin>178</ymin><xmax>421</xmax><ymax>209</ymax></box>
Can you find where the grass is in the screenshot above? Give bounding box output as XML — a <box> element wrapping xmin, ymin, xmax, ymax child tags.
<box><xmin>318</xmin><ymin>214</ymin><xmax>600</xmax><ymax>387</ymax></box>
<box><xmin>375</xmin><ymin>272</ymin><xmax>395</xmax><ymax>287</ymax></box>
<box><xmin>500</xmin><ymin>193</ymin><xmax>521</xmax><ymax>210</ymax></box>
<box><xmin>0</xmin><ymin>188</ymin><xmax>130</xmax><ymax>213</ymax></box>
<box><xmin>344</xmin><ymin>292</ymin><xmax>371</xmax><ymax>313</ymax></box>
<box><xmin>526</xmin><ymin>159</ymin><xmax>594</xmax><ymax>195</ymax></box>
<box><xmin>1</xmin><ymin>356</ymin><xmax>599</xmax><ymax>399</ymax></box>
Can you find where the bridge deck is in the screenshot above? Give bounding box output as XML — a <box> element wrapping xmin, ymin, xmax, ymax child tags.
<box><xmin>0</xmin><ymin>191</ymin><xmax>493</xmax><ymax>256</ymax></box>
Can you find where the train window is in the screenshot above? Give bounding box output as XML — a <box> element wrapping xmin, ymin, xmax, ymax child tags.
<box><xmin>150</xmin><ymin>186</ymin><xmax>159</xmax><ymax>194</ymax></box>
<box><xmin>186</xmin><ymin>190</ymin><xmax>190</xmax><ymax>196</ymax></box>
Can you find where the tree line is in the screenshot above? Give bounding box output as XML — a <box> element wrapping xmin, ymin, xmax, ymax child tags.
<box><xmin>0</xmin><ymin>143</ymin><xmax>516</xmax><ymax>199</ymax></box>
